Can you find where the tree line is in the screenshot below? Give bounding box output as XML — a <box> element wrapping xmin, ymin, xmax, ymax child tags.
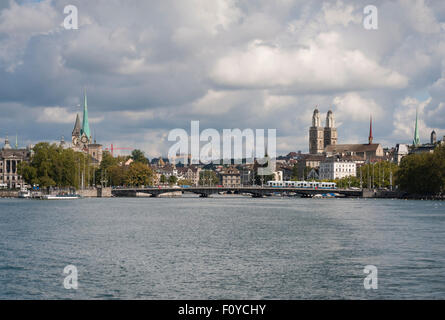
<box><xmin>396</xmin><ymin>145</ymin><xmax>445</xmax><ymax>195</ymax></box>
<box><xmin>19</xmin><ymin>143</ymin><xmax>155</xmax><ymax>188</ymax></box>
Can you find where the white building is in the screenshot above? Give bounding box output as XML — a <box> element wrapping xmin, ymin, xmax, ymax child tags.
<box><xmin>319</xmin><ymin>159</ymin><xmax>356</xmax><ymax>180</ymax></box>
<box><xmin>393</xmin><ymin>144</ymin><xmax>409</xmax><ymax>165</ymax></box>
<box><xmin>273</xmin><ymin>171</ymin><xmax>283</xmax><ymax>181</ymax></box>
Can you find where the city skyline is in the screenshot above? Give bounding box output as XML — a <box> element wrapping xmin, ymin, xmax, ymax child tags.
<box><xmin>0</xmin><ymin>0</ymin><xmax>444</xmax><ymax>157</ymax></box>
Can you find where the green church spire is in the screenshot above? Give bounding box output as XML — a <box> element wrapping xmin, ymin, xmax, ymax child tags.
<box><xmin>413</xmin><ymin>108</ymin><xmax>420</xmax><ymax>146</ymax></box>
<box><xmin>81</xmin><ymin>88</ymin><xmax>91</xmax><ymax>140</ymax></box>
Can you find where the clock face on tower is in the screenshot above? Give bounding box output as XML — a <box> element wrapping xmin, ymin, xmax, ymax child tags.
<box><xmin>81</xmin><ymin>135</ymin><xmax>88</xmax><ymax>144</ymax></box>
<box><xmin>72</xmin><ymin>136</ymin><xmax>79</xmax><ymax>146</ymax></box>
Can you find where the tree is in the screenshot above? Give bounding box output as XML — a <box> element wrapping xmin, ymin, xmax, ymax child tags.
<box><xmin>199</xmin><ymin>170</ymin><xmax>219</xmax><ymax>186</ymax></box>
<box><xmin>19</xmin><ymin>142</ymin><xmax>92</xmax><ymax>188</ymax></box>
<box><xmin>357</xmin><ymin>161</ymin><xmax>399</xmax><ymax>189</ymax></box>
<box><xmin>160</xmin><ymin>174</ymin><xmax>167</xmax><ymax>184</ymax></box>
<box><xmin>334</xmin><ymin>176</ymin><xmax>361</xmax><ymax>189</ymax></box>
<box><xmin>168</xmin><ymin>175</ymin><xmax>178</xmax><ymax>185</ymax></box>
<box><xmin>395</xmin><ymin>145</ymin><xmax>445</xmax><ymax>195</ymax></box>
<box><xmin>131</xmin><ymin>149</ymin><xmax>148</xmax><ymax>164</ymax></box>
<box><xmin>107</xmin><ymin>164</ymin><xmax>126</xmax><ymax>186</ymax></box>
<box><xmin>178</xmin><ymin>179</ymin><xmax>192</xmax><ymax>186</ymax></box>
<box><xmin>125</xmin><ymin>162</ymin><xmax>154</xmax><ymax>187</ymax></box>
<box><xmin>291</xmin><ymin>164</ymin><xmax>299</xmax><ymax>180</ymax></box>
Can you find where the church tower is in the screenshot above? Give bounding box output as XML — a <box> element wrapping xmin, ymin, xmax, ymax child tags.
<box><xmin>323</xmin><ymin>110</ymin><xmax>337</xmax><ymax>148</ymax></box>
<box><xmin>72</xmin><ymin>113</ymin><xmax>81</xmax><ymax>146</ymax></box>
<box><xmin>413</xmin><ymin>108</ymin><xmax>420</xmax><ymax>146</ymax></box>
<box><xmin>309</xmin><ymin>108</ymin><xmax>324</xmax><ymax>154</ymax></box>
<box><xmin>81</xmin><ymin>89</ymin><xmax>91</xmax><ymax>142</ymax></box>
<box><xmin>368</xmin><ymin>115</ymin><xmax>373</xmax><ymax>144</ymax></box>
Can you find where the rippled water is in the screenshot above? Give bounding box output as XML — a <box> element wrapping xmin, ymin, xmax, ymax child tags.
<box><xmin>0</xmin><ymin>196</ymin><xmax>444</xmax><ymax>299</ymax></box>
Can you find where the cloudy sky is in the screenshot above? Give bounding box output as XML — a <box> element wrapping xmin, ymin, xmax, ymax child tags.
<box><xmin>0</xmin><ymin>0</ymin><xmax>444</xmax><ymax>157</ymax></box>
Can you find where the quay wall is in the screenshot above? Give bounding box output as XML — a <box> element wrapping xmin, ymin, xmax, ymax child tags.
<box><xmin>78</xmin><ymin>187</ymin><xmax>112</xmax><ymax>198</ymax></box>
<box><xmin>0</xmin><ymin>190</ymin><xmax>18</xmax><ymax>198</ymax></box>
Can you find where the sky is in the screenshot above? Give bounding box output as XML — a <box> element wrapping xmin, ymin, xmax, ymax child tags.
<box><xmin>0</xmin><ymin>0</ymin><xmax>444</xmax><ymax>158</ymax></box>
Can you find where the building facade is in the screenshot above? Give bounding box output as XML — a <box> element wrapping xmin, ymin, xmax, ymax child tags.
<box><xmin>177</xmin><ymin>166</ymin><xmax>201</xmax><ymax>186</ymax></box>
<box><xmin>219</xmin><ymin>166</ymin><xmax>241</xmax><ymax>187</ymax></box>
<box><xmin>319</xmin><ymin>159</ymin><xmax>357</xmax><ymax>180</ymax></box>
<box><xmin>0</xmin><ymin>136</ymin><xmax>32</xmax><ymax>189</ymax></box>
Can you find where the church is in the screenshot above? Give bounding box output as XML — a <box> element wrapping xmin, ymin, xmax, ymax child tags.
<box><xmin>309</xmin><ymin>108</ymin><xmax>383</xmax><ymax>160</ymax></box>
<box><xmin>69</xmin><ymin>91</ymin><xmax>103</xmax><ymax>166</ymax></box>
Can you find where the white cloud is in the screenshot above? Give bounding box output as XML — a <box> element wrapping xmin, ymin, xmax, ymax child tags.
<box><xmin>333</xmin><ymin>93</ymin><xmax>384</xmax><ymax>123</ymax></box>
<box><xmin>37</xmin><ymin>107</ymin><xmax>103</xmax><ymax>124</ymax></box>
<box><xmin>211</xmin><ymin>34</ymin><xmax>408</xmax><ymax>91</ymax></box>
<box><xmin>392</xmin><ymin>97</ymin><xmax>436</xmax><ymax>143</ymax></box>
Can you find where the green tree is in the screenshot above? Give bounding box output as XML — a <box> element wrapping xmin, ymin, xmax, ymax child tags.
<box><xmin>356</xmin><ymin>161</ymin><xmax>399</xmax><ymax>189</ymax></box>
<box><xmin>178</xmin><ymin>179</ymin><xmax>193</xmax><ymax>186</ymax></box>
<box><xmin>395</xmin><ymin>145</ymin><xmax>445</xmax><ymax>195</ymax></box>
<box><xmin>19</xmin><ymin>142</ymin><xmax>92</xmax><ymax>188</ymax></box>
<box><xmin>107</xmin><ymin>164</ymin><xmax>126</xmax><ymax>186</ymax></box>
<box><xmin>168</xmin><ymin>175</ymin><xmax>178</xmax><ymax>185</ymax></box>
<box><xmin>125</xmin><ymin>162</ymin><xmax>154</xmax><ymax>186</ymax></box>
<box><xmin>160</xmin><ymin>174</ymin><xmax>167</xmax><ymax>184</ymax></box>
<box><xmin>131</xmin><ymin>149</ymin><xmax>148</xmax><ymax>164</ymax></box>
<box><xmin>291</xmin><ymin>164</ymin><xmax>299</xmax><ymax>180</ymax></box>
<box><xmin>199</xmin><ymin>170</ymin><xmax>219</xmax><ymax>186</ymax></box>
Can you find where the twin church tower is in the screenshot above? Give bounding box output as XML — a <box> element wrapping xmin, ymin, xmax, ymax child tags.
<box><xmin>309</xmin><ymin>108</ymin><xmax>338</xmax><ymax>154</ymax></box>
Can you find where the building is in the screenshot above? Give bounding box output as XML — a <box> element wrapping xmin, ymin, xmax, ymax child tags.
<box><xmin>309</xmin><ymin>109</ymin><xmax>324</xmax><ymax>154</ymax></box>
<box><xmin>393</xmin><ymin>144</ymin><xmax>409</xmax><ymax>164</ymax></box>
<box><xmin>219</xmin><ymin>166</ymin><xmax>241</xmax><ymax>187</ymax></box>
<box><xmin>177</xmin><ymin>165</ymin><xmax>201</xmax><ymax>186</ymax></box>
<box><xmin>0</xmin><ymin>136</ymin><xmax>32</xmax><ymax>189</ymax></box>
<box><xmin>324</xmin><ymin>110</ymin><xmax>337</xmax><ymax>148</ymax></box>
<box><xmin>309</xmin><ymin>108</ymin><xmax>337</xmax><ymax>154</ymax></box>
<box><xmin>296</xmin><ymin>154</ymin><xmax>326</xmax><ymax>180</ymax></box>
<box><xmin>71</xmin><ymin>90</ymin><xmax>103</xmax><ymax>165</ymax></box>
<box><xmin>272</xmin><ymin>171</ymin><xmax>283</xmax><ymax>181</ymax></box>
<box><xmin>239</xmin><ymin>164</ymin><xmax>255</xmax><ymax>186</ymax></box>
<box><xmin>319</xmin><ymin>159</ymin><xmax>357</xmax><ymax>180</ymax></box>
<box><xmin>276</xmin><ymin>164</ymin><xmax>293</xmax><ymax>181</ymax></box>
<box><xmin>325</xmin><ymin>143</ymin><xmax>384</xmax><ymax>160</ymax></box>
<box><xmin>409</xmin><ymin>110</ymin><xmax>441</xmax><ymax>155</ymax></box>
<box><xmin>324</xmin><ymin>116</ymin><xmax>383</xmax><ymax>160</ymax></box>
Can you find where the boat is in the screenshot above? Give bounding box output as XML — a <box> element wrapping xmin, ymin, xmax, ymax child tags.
<box><xmin>18</xmin><ymin>187</ymin><xmax>31</xmax><ymax>198</ymax></box>
<box><xmin>41</xmin><ymin>194</ymin><xmax>81</xmax><ymax>200</ymax></box>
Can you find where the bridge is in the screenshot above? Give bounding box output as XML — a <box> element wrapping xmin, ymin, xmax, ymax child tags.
<box><xmin>111</xmin><ymin>186</ymin><xmax>363</xmax><ymax>198</ymax></box>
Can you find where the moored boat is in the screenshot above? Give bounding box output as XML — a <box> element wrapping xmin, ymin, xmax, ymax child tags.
<box><xmin>41</xmin><ymin>194</ymin><xmax>81</xmax><ymax>200</ymax></box>
<box><xmin>18</xmin><ymin>187</ymin><xmax>31</xmax><ymax>198</ymax></box>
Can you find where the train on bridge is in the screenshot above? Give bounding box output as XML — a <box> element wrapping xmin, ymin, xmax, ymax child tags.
<box><xmin>266</xmin><ymin>180</ymin><xmax>337</xmax><ymax>189</ymax></box>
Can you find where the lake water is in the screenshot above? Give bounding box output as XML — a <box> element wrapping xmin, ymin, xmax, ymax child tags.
<box><xmin>0</xmin><ymin>196</ymin><xmax>444</xmax><ymax>299</ymax></box>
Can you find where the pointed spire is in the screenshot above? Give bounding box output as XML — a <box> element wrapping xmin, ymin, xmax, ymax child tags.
<box><xmin>413</xmin><ymin>108</ymin><xmax>420</xmax><ymax>146</ymax></box>
<box><xmin>368</xmin><ymin>115</ymin><xmax>373</xmax><ymax>144</ymax></box>
<box><xmin>72</xmin><ymin>113</ymin><xmax>81</xmax><ymax>137</ymax></box>
<box><xmin>81</xmin><ymin>88</ymin><xmax>91</xmax><ymax>141</ymax></box>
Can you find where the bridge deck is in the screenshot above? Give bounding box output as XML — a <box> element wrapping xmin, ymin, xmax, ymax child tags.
<box><xmin>112</xmin><ymin>186</ymin><xmax>363</xmax><ymax>197</ymax></box>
